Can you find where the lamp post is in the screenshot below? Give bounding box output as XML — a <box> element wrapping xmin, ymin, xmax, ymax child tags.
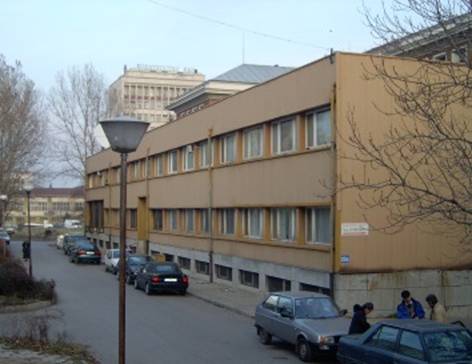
<box><xmin>23</xmin><ymin>182</ymin><xmax>33</xmax><ymax>278</ymax></box>
<box><xmin>0</xmin><ymin>194</ymin><xmax>7</xmax><ymax>228</ymax></box>
<box><xmin>99</xmin><ymin>116</ymin><xmax>149</xmax><ymax>364</ymax></box>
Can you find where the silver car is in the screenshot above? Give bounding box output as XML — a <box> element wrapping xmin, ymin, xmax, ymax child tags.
<box><xmin>255</xmin><ymin>291</ymin><xmax>350</xmax><ymax>362</ymax></box>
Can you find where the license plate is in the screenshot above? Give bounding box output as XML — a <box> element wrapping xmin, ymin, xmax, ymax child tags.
<box><xmin>164</xmin><ymin>278</ymin><xmax>177</xmax><ymax>282</ymax></box>
<box><xmin>86</xmin><ymin>252</ymin><xmax>94</xmax><ymax>255</ymax></box>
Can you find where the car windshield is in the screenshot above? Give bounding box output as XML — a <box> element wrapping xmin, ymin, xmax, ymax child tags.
<box><xmin>294</xmin><ymin>297</ymin><xmax>340</xmax><ymax>319</ymax></box>
<box><xmin>150</xmin><ymin>264</ymin><xmax>180</xmax><ymax>274</ymax></box>
<box><xmin>425</xmin><ymin>330</ymin><xmax>472</xmax><ymax>362</ymax></box>
<box><xmin>78</xmin><ymin>242</ymin><xmax>95</xmax><ymax>250</ymax></box>
<box><xmin>128</xmin><ymin>256</ymin><xmax>150</xmax><ymax>265</ymax></box>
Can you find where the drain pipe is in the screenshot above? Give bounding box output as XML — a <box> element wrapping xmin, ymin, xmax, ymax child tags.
<box><xmin>208</xmin><ymin>128</ymin><xmax>214</xmax><ymax>283</ymax></box>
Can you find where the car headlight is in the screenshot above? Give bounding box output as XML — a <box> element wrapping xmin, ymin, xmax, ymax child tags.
<box><xmin>318</xmin><ymin>336</ymin><xmax>335</xmax><ymax>345</ymax></box>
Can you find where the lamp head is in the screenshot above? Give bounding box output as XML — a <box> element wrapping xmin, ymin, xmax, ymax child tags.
<box><xmin>99</xmin><ymin>116</ymin><xmax>149</xmax><ymax>154</ymax></box>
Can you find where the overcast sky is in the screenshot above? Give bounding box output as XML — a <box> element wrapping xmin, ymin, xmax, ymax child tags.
<box><xmin>0</xmin><ymin>0</ymin><xmax>389</xmax><ymax>186</ymax></box>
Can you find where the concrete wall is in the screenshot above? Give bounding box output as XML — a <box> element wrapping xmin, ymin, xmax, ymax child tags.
<box><xmin>334</xmin><ymin>269</ymin><xmax>472</xmax><ymax>319</ymax></box>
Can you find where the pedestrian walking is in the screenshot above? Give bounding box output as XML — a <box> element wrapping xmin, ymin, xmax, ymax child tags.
<box><xmin>348</xmin><ymin>302</ymin><xmax>374</xmax><ymax>335</ymax></box>
<box><xmin>397</xmin><ymin>290</ymin><xmax>425</xmax><ymax>319</ymax></box>
<box><xmin>22</xmin><ymin>240</ymin><xmax>30</xmax><ymax>261</ymax></box>
<box><xmin>426</xmin><ymin>294</ymin><xmax>447</xmax><ymax>323</ymax></box>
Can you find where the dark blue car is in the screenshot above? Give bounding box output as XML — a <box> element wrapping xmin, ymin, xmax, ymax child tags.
<box><xmin>337</xmin><ymin>320</ymin><xmax>472</xmax><ymax>364</ymax></box>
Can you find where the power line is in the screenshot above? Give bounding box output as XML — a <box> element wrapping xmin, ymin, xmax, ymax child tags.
<box><xmin>144</xmin><ymin>0</ymin><xmax>331</xmax><ymax>51</ymax></box>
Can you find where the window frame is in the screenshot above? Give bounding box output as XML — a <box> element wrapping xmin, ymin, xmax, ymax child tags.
<box><xmin>243</xmin><ymin>208</ymin><xmax>263</xmax><ymax>239</ymax></box>
<box><xmin>152</xmin><ymin>209</ymin><xmax>163</xmax><ymax>231</ymax></box>
<box><xmin>168</xmin><ymin>150</ymin><xmax>178</xmax><ymax>174</ymax></box>
<box><xmin>398</xmin><ymin>330</ymin><xmax>425</xmax><ymax>361</ymax></box>
<box><xmin>200</xmin><ymin>209</ymin><xmax>209</xmax><ymax>234</ymax></box>
<box><xmin>129</xmin><ymin>209</ymin><xmax>137</xmax><ymax>229</ymax></box>
<box><xmin>156</xmin><ymin>155</ymin><xmax>163</xmax><ymax>176</ymax></box>
<box><xmin>271</xmin><ymin>208</ymin><xmax>296</xmax><ymax>242</ymax></box>
<box><xmin>185</xmin><ymin>209</ymin><xmax>195</xmax><ymax>233</ymax></box>
<box><xmin>305</xmin><ymin>109</ymin><xmax>331</xmax><ymax>148</ymax></box>
<box><xmin>169</xmin><ymin>210</ymin><xmax>178</xmax><ymax>231</ymax></box>
<box><xmin>221</xmin><ymin>209</ymin><xmax>235</xmax><ymax>235</ymax></box>
<box><xmin>221</xmin><ymin>133</ymin><xmax>237</xmax><ymax>164</ymax></box>
<box><xmin>182</xmin><ymin>145</ymin><xmax>195</xmax><ymax>172</ymax></box>
<box><xmin>243</xmin><ymin>126</ymin><xmax>263</xmax><ymax>160</ymax></box>
<box><xmin>306</xmin><ymin>207</ymin><xmax>331</xmax><ymax>245</ymax></box>
<box><xmin>272</xmin><ymin>118</ymin><xmax>296</xmax><ymax>155</ymax></box>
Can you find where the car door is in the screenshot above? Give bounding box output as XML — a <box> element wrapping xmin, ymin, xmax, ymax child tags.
<box><xmin>362</xmin><ymin>325</ymin><xmax>400</xmax><ymax>364</ymax></box>
<box><xmin>273</xmin><ymin>296</ymin><xmax>296</xmax><ymax>343</ymax></box>
<box><xmin>257</xmin><ymin>295</ymin><xmax>279</xmax><ymax>334</ymax></box>
<box><xmin>393</xmin><ymin>330</ymin><xmax>427</xmax><ymax>364</ymax></box>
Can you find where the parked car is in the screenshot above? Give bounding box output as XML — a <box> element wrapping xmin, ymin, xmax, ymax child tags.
<box><xmin>115</xmin><ymin>255</ymin><xmax>152</xmax><ymax>284</ymax></box>
<box><xmin>104</xmin><ymin>249</ymin><xmax>120</xmax><ymax>273</ymax></box>
<box><xmin>0</xmin><ymin>229</ymin><xmax>11</xmax><ymax>245</ymax></box>
<box><xmin>337</xmin><ymin>320</ymin><xmax>472</xmax><ymax>364</ymax></box>
<box><xmin>134</xmin><ymin>261</ymin><xmax>189</xmax><ymax>295</ymax></box>
<box><xmin>56</xmin><ymin>234</ymin><xmax>65</xmax><ymax>249</ymax></box>
<box><xmin>69</xmin><ymin>241</ymin><xmax>101</xmax><ymax>264</ymax></box>
<box><xmin>63</xmin><ymin>235</ymin><xmax>87</xmax><ymax>255</ymax></box>
<box><xmin>255</xmin><ymin>291</ymin><xmax>349</xmax><ymax>362</ymax></box>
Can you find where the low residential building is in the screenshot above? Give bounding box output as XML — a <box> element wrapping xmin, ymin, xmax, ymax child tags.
<box><xmin>107</xmin><ymin>65</ymin><xmax>205</xmax><ymax>129</ymax></box>
<box><xmin>9</xmin><ymin>186</ymin><xmax>84</xmax><ymax>226</ymax></box>
<box><xmin>168</xmin><ymin>64</ymin><xmax>293</xmax><ymax>118</ymax></box>
<box><xmin>86</xmin><ymin>52</ymin><xmax>471</xmax><ymax>317</ymax></box>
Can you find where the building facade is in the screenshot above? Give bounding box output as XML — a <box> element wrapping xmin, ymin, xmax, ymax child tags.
<box><xmin>86</xmin><ymin>53</ymin><xmax>472</xmax><ymax>317</ymax></box>
<box><xmin>9</xmin><ymin>186</ymin><xmax>84</xmax><ymax>226</ymax></box>
<box><xmin>107</xmin><ymin>65</ymin><xmax>205</xmax><ymax>129</ymax></box>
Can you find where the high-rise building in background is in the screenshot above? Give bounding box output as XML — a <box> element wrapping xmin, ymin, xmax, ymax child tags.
<box><xmin>107</xmin><ymin>65</ymin><xmax>205</xmax><ymax>129</ymax></box>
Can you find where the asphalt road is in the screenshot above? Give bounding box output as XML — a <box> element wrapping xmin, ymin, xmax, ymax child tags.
<box><xmin>4</xmin><ymin>240</ymin><xmax>328</xmax><ymax>364</ymax></box>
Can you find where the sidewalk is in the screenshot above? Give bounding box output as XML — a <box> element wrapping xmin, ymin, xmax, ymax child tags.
<box><xmin>187</xmin><ymin>274</ymin><xmax>266</xmax><ymax>318</ymax></box>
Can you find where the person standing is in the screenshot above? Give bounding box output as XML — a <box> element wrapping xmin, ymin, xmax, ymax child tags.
<box><xmin>397</xmin><ymin>290</ymin><xmax>425</xmax><ymax>319</ymax></box>
<box><xmin>426</xmin><ymin>294</ymin><xmax>447</xmax><ymax>323</ymax></box>
<box><xmin>349</xmin><ymin>302</ymin><xmax>374</xmax><ymax>334</ymax></box>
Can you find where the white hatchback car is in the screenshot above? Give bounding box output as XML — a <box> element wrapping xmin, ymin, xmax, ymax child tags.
<box><xmin>104</xmin><ymin>249</ymin><xmax>120</xmax><ymax>273</ymax></box>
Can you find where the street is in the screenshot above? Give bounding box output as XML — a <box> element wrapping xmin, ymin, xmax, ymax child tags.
<box><xmin>5</xmin><ymin>240</ymin><xmax>309</xmax><ymax>364</ymax></box>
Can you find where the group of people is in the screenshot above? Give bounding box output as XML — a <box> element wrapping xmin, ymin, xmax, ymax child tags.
<box><xmin>348</xmin><ymin>290</ymin><xmax>447</xmax><ymax>335</ymax></box>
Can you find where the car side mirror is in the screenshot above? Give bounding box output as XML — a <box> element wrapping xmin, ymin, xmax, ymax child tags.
<box><xmin>280</xmin><ymin>307</ymin><xmax>294</xmax><ymax>319</ymax></box>
<box><xmin>340</xmin><ymin>309</ymin><xmax>348</xmax><ymax>317</ymax></box>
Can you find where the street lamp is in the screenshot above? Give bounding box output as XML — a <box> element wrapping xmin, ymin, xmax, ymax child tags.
<box><xmin>0</xmin><ymin>194</ymin><xmax>7</xmax><ymax>228</ymax></box>
<box><xmin>23</xmin><ymin>181</ymin><xmax>33</xmax><ymax>278</ymax></box>
<box><xmin>99</xmin><ymin>116</ymin><xmax>149</xmax><ymax>364</ymax></box>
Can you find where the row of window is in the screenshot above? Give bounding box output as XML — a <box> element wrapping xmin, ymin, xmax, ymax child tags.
<box><xmin>30</xmin><ymin>201</ymin><xmax>84</xmax><ymax>212</ymax></box>
<box><xmin>88</xmin><ymin>108</ymin><xmax>331</xmax><ymax>187</ymax></box>
<box><xmin>147</xmin><ymin>207</ymin><xmax>331</xmax><ymax>244</ymax></box>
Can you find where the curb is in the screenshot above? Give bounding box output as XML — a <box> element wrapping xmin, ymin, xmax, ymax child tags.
<box><xmin>187</xmin><ymin>291</ymin><xmax>255</xmax><ymax>319</ymax></box>
<box><xmin>0</xmin><ymin>300</ymin><xmax>53</xmax><ymax>314</ymax></box>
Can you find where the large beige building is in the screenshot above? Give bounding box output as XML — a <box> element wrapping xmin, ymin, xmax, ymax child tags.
<box><xmin>107</xmin><ymin>65</ymin><xmax>205</xmax><ymax>128</ymax></box>
<box><xmin>86</xmin><ymin>52</ymin><xmax>472</xmax><ymax>317</ymax></box>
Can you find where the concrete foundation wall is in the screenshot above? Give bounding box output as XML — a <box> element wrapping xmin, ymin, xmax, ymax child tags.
<box><xmin>334</xmin><ymin>269</ymin><xmax>472</xmax><ymax>319</ymax></box>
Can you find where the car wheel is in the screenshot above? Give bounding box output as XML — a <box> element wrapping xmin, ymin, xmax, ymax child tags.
<box><xmin>258</xmin><ymin>327</ymin><xmax>272</xmax><ymax>345</ymax></box>
<box><xmin>145</xmin><ymin>282</ymin><xmax>152</xmax><ymax>295</ymax></box>
<box><xmin>134</xmin><ymin>279</ymin><xmax>140</xmax><ymax>290</ymax></box>
<box><xmin>297</xmin><ymin>338</ymin><xmax>313</xmax><ymax>362</ymax></box>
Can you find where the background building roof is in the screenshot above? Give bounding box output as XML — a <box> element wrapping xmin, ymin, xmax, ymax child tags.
<box><xmin>212</xmin><ymin>64</ymin><xmax>294</xmax><ymax>84</ymax></box>
<box><xmin>31</xmin><ymin>186</ymin><xmax>84</xmax><ymax>198</ymax></box>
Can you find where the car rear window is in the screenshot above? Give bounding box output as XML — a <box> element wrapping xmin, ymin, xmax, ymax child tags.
<box><xmin>425</xmin><ymin>329</ymin><xmax>472</xmax><ymax>362</ymax></box>
<box><xmin>151</xmin><ymin>264</ymin><xmax>179</xmax><ymax>274</ymax></box>
<box><xmin>77</xmin><ymin>242</ymin><xmax>94</xmax><ymax>249</ymax></box>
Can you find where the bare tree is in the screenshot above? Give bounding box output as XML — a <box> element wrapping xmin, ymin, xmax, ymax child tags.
<box><xmin>48</xmin><ymin>64</ymin><xmax>107</xmax><ymax>181</ymax></box>
<box><xmin>341</xmin><ymin>1</ymin><xmax>472</xmax><ymax>244</ymax></box>
<box><xmin>0</xmin><ymin>55</ymin><xmax>46</xmax><ymax>210</ymax></box>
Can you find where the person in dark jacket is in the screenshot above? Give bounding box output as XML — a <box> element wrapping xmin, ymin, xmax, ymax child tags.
<box><xmin>349</xmin><ymin>302</ymin><xmax>374</xmax><ymax>335</ymax></box>
<box><xmin>397</xmin><ymin>290</ymin><xmax>425</xmax><ymax>319</ymax></box>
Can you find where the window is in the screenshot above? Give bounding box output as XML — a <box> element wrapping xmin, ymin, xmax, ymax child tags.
<box><xmin>240</xmin><ymin>269</ymin><xmax>259</xmax><ymax>288</ymax></box>
<box><xmin>399</xmin><ymin>331</ymin><xmax>424</xmax><ymax>360</ymax></box>
<box><xmin>425</xmin><ymin>330</ymin><xmax>472</xmax><ymax>363</ymax></box>
<box><xmin>199</xmin><ymin>140</ymin><xmax>214</xmax><ymax>168</ymax></box>
<box><xmin>243</xmin><ymin>126</ymin><xmax>263</xmax><ymax>159</ymax></box>
<box><xmin>178</xmin><ymin>256</ymin><xmax>191</xmax><ymax>270</ymax></box>
<box><xmin>299</xmin><ymin>283</ymin><xmax>330</xmax><ymax>295</ymax></box>
<box><xmin>306</xmin><ymin>207</ymin><xmax>331</xmax><ymax>244</ymax></box>
<box><xmin>432</xmin><ymin>52</ymin><xmax>447</xmax><ymax>61</ymax></box>
<box><xmin>271</xmin><ymin>208</ymin><xmax>296</xmax><ymax>241</ymax></box>
<box><xmin>168</xmin><ymin>150</ymin><xmax>178</xmax><ymax>174</ymax></box>
<box><xmin>164</xmin><ymin>254</ymin><xmax>174</xmax><ymax>262</ymax></box>
<box><xmin>272</xmin><ymin>119</ymin><xmax>295</xmax><ymax>154</ymax></box>
<box><xmin>215</xmin><ymin>265</ymin><xmax>232</xmax><ymax>281</ymax></box>
<box><xmin>132</xmin><ymin>162</ymin><xmax>140</xmax><ymax>179</ymax></box>
<box><xmin>182</xmin><ymin>145</ymin><xmax>194</xmax><ymax>171</ymax></box>
<box><xmin>306</xmin><ymin>109</ymin><xmax>331</xmax><ymax>147</ymax></box>
<box><xmin>221</xmin><ymin>133</ymin><xmax>236</xmax><ymax>163</ymax></box>
<box><xmin>243</xmin><ymin>208</ymin><xmax>263</xmax><ymax>239</ymax></box>
<box><xmin>152</xmin><ymin>209</ymin><xmax>163</xmax><ymax>231</ymax></box>
<box><xmin>277</xmin><ymin>296</ymin><xmax>293</xmax><ymax>314</ymax></box>
<box><xmin>200</xmin><ymin>209</ymin><xmax>209</xmax><ymax>233</ymax></box>
<box><xmin>221</xmin><ymin>209</ymin><xmax>235</xmax><ymax>235</ymax></box>
<box><xmin>156</xmin><ymin>155</ymin><xmax>163</xmax><ymax>176</ymax></box>
<box><xmin>262</xmin><ymin>295</ymin><xmax>278</xmax><ymax>311</ymax></box>
<box><xmin>169</xmin><ymin>210</ymin><xmax>178</xmax><ymax>231</ymax></box>
<box><xmin>366</xmin><ymin>326</ymin><xmax>400</xmax><ymax>351</ymax></box>
<box><xmin>267</xmin><ymin>276</ymin><xmax>291</xmax><ymax>292</ymax></box>
<box><xmin>196</xmin><ymin>260</ymin><xmax>209</xmax><ymax>275</ymax></box>
<box><xmin>185</xmin><ymin>209</ymin><xmax>194</xmax><ymax>232</ymax></box>
<box><xmin>451</xmin><ymin>47</ymin><xmax>468</xmax><ymax>63</ymax></box>
<box><xmin>129</xmin><ymin>209</ymin><xmax>137</xmax><ymax>229</ymax></box>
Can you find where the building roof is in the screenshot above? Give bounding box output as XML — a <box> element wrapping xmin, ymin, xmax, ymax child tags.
<box><xmin>367</xmin><ymin>12</ymin><xmax>472</xmax><ymax>56</ymax></box>
<box><xmin>212</xmin><ymin>64</ymin><xmax>294</xmax><ymax>84</ymax></box>
<box><xmin>31</xmin><ymin>186</ymin><xmax>84</xmax><ymax>198</ymax></box>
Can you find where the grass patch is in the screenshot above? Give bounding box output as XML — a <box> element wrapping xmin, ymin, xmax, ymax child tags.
<box><xmin>0</xmin><ymin>336</ymin><xmax>99</xmax><ymax>363</ymax></box>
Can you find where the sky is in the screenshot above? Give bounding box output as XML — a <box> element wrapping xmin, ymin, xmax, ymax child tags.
<box><xmin>0</xmin><ymin>0</ymin><xmax>389</xmax><ymax>186</ymax></box>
